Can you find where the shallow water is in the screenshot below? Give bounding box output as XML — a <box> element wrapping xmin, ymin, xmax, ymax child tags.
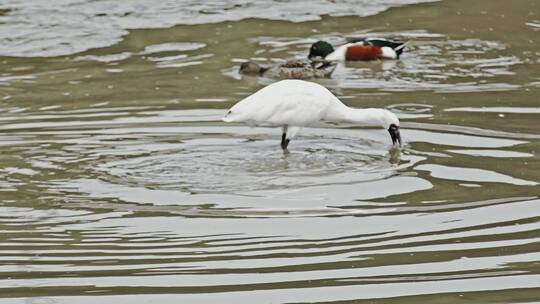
<box><xmin>0</xmin><ymin>0</ymin><xmax>540</xmax><ymax>303</ymax></box>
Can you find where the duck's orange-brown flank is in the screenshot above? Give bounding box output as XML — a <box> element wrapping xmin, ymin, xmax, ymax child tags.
<box><xmin>345</xmin><ymin>45</ymin><xmax>382</xmax><ymax>61</ymax></box>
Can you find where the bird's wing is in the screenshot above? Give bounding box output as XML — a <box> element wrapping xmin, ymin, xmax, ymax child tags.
<box><xmin>226</xmin><ymin>88</ymin><xmax>331</xmax><ymax>126</ymax></box>
<box><xmin>363</xmin><ymin>38</ymin><xmax>405</xmax><ymax>50</ymax></box>
<box><xmin>254</xmin><ymin>92</ymin><xmax>331</xmax><ymax>126</ymax></box>
<box><xmin>281</xmin><ymin>60</ymin><xmax>310</xmax><ymax>68</ymax></box>
<box><xmin>224</xmin><ymin>80</ymin><xmax>341</xmax><ymax>126</ymax></box>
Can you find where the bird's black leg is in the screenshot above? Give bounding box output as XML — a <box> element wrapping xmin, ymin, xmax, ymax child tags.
<box><xmin>281</xmin><ymin>125</ymin><xmax>290</xmax><ymax>150</ymax></box>
<box><xmin>280</xmin><ymin>133</ymin><xmax>290</xmax><ymax>150</ymax></box>
<box><xmin>281</xmin><ymin>138</ymin><xmax>290</xmax><ymax>150</ymax></box>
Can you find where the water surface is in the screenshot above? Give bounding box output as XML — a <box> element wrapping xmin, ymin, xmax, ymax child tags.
<box><xmin>0</xmin><ymin>0</ymin><xmax>539</xmax><ymax>303</ymax></box>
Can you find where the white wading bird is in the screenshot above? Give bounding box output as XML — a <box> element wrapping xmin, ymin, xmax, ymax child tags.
<box><xmin>222</xmin><ymin>79</ymin><xmax>401</xmax><ymax>150</ymax></box>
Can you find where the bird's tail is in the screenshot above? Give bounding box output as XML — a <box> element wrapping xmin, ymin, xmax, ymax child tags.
<box><xmin>394</xmin><ymin>41</ymin><xmax>408</xmax><ymax>57</ymax></box>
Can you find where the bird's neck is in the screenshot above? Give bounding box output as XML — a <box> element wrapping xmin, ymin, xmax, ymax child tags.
<box><xmin>340</xmin><ymin>107</ymin><xmax>386</xmax><ymax>127</ymax></box>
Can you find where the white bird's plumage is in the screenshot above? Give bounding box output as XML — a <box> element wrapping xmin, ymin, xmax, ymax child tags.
<box><xmin>223</xmin><ymin>80</ymin><xmax>341</xmax><ymax>126</ymax></box>
<box><xmin>223</xmin><ymin>79</ymin><xmax>400</xmax><ymax>147</ymax></box>
<box><xmin>380</xmin><ymin>46</ymin><xmax>398</xmax><ymax>59</ymax></box>
<box><xmin>324</xmin><ymin>43</ymin><xmax>351</xmax><ymax>61</ymax></box>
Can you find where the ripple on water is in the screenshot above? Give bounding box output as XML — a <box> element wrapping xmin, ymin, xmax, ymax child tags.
<box><xmin>416</xmin><ymin>164</ymin><xmax>538</xmax><ymax>186</ymax></box>
<box><xmin>6</xmin><ymin>108</ymin><xmax>427</xmax><ymax>217</ymax></box>
<box><xmin>94</xmin><ymin>137</ymin><xmax>403</xmax><ymax>193</ymax></box>
<box><xmin>1</xmin><ymin>196</ymin><xmax>539</xmax><ymax>301</ymax></box>
<box><xmin>0</xmin><ymin>106</ymin><xmax>539</xmax><ymax>302</ymax></box>
<box><xmin>142</xmin><ymin>42</ymin><xmax>207</xmax><ymax>54</ymax></box>
<box><xmin>62</xmin><ymin>128</ymin><xmax>427</xmax><ymax>217</ymax></box>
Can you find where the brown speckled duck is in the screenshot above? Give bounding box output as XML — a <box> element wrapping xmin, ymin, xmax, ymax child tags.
<box><xmin>239</xmin><ymin>59</ymin><xmax>336</xmax><ymax>79</ymax></box>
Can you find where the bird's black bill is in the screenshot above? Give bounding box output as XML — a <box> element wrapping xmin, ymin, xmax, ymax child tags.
<box><xmin>388</xmin><ymin>124</ymin><xmax>402</xmax><ymax>147</ymax></box>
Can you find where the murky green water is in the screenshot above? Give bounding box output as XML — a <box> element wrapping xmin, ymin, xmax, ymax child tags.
<box><xmin>1</xmin><ymin>0</ymin><xmax>540</xmax><ymax>303</ymax></box>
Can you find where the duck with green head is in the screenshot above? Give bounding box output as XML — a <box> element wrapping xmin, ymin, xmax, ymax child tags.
<box><xmin>308</xmin><ymin>38</ymin><xmax>406</xmax><ymax>61</ymax></box>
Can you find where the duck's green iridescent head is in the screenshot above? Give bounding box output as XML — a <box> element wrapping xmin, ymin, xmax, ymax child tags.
<box><xmin>308</xmin><ymin>41</ymin><xmax>334</xmax><ymax>59</ymax></box>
